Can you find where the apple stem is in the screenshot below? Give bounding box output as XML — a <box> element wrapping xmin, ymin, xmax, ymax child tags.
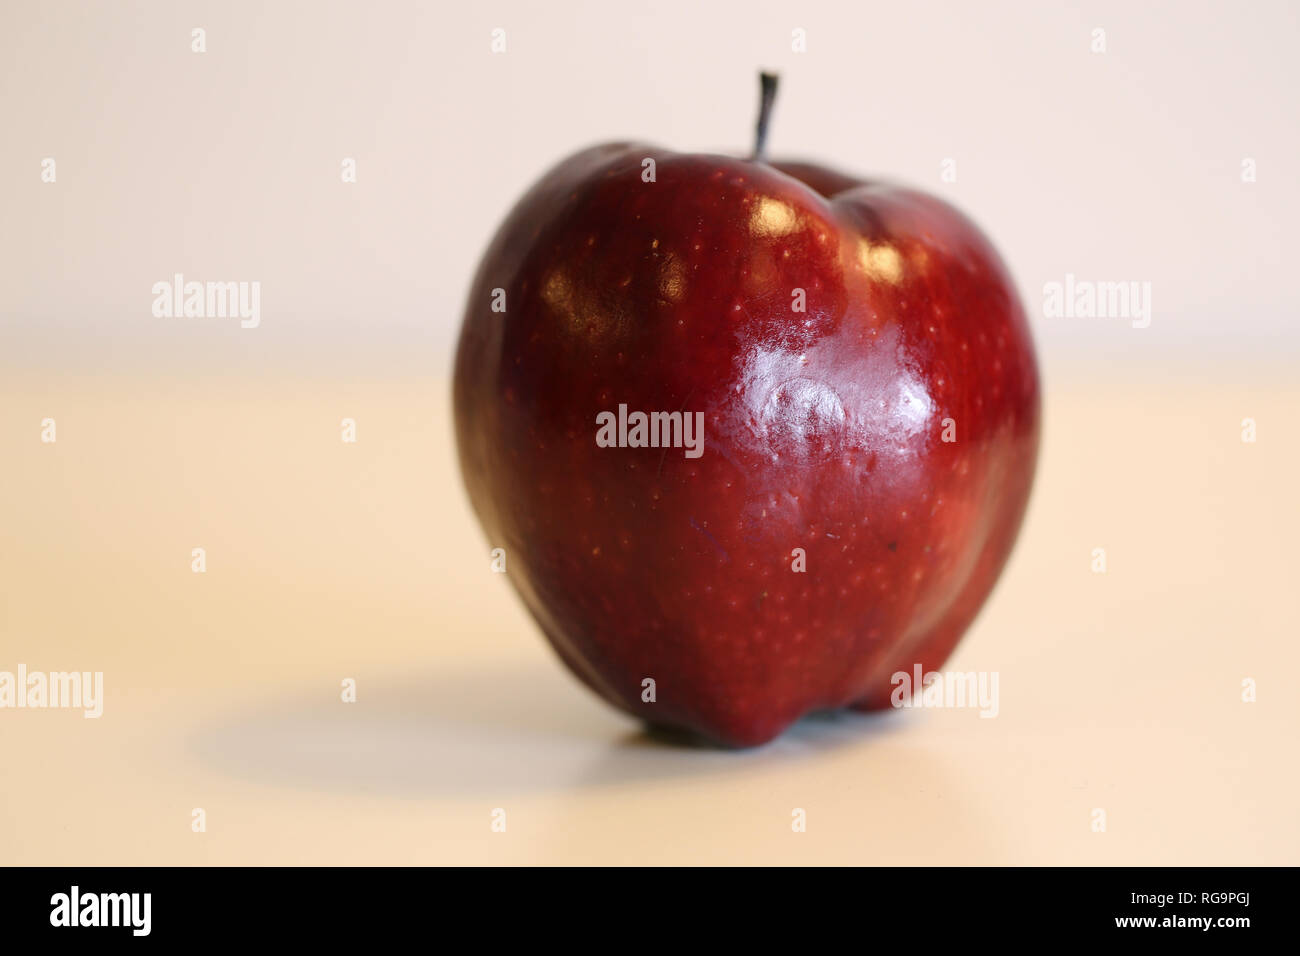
<box><xmin>752</xmin><ymin>72</ymin><xmax>779</xmax><ymax>162</ymax></box>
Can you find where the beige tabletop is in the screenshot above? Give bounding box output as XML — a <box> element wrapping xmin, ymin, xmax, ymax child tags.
<box><xmin>1</xmin><ymin>362</ymin><xmax>1296</xmax><ymax>865</ymax></box>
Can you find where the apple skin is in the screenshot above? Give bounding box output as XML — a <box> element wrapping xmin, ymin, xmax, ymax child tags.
<box><xmin>453</xmin><ymin>143</ymin><xmax>1039</xmax><ymax>747</ymax></box>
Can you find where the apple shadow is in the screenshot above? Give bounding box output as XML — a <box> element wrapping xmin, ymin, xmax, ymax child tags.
<box><xmin>188</xmin><ymin>661</ymin><xmax>908</xmax><ymax>799</ymax></box>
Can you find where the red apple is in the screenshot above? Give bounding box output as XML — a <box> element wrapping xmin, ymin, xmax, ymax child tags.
<box><xmin>453</xmin><ymin>76</ymin><xmax>1039</xmax><ymax>746</ymax></box>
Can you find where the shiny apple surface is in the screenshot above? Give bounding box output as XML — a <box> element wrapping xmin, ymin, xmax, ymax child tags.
<box><xmin>454</xmin><ymin>144</ymin><xmax>1040</xmax><ymax>746</ymax></box>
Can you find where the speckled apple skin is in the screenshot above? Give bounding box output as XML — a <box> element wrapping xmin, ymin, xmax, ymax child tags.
<box><xmin>453</xmin><ymin>144</ymin><xmax>1040</xmax><ymax>747</ymax></box>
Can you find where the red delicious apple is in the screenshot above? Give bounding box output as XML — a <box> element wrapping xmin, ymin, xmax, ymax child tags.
<box><xmin>453</xmin><ymin>75</ymin><xmax>1039</xmax><ymax>747</ymax></box>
